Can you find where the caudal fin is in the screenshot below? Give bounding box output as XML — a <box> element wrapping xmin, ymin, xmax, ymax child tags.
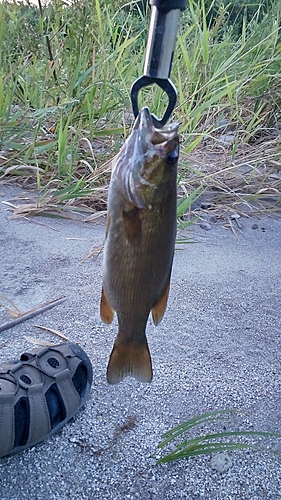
<box><xmin>107</xmin><ymin>338</ymin><xmax>152</xmax><ymax>385</ymax></box>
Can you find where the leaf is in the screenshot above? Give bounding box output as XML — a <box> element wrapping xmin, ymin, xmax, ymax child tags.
<box><xmin>0</xmin><ymin>293</ymin><xmax>22</xmax><ymax>316</ymax></box>
<box><xmin>155</xmin><ymin>408</ymin><xmax>281</xmax><ymax>464</ymax></box>
<box><xmin>158</xmin><ymin>409</ymin><xmax>235</xmax><ymax>448</ymax></box>
<box><xmin>157</xmin><ymin>442</ymin><xmax>254</xmax><ymax>464</ymax></box>
<box><xmin>177</xmin><ymin>187</ymin><xmax>202</xmax><ymax>218</ymax></box>
<box><xmin>24</xmin><ymin>336</ymin><xmax>54</xmax><ymax>347</ymax></box>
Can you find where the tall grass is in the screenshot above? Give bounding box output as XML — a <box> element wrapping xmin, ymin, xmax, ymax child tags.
<box><xmin>0</xmin><ymin>0</ymin><xmax>280</xmax><ymax>216</ymax></box>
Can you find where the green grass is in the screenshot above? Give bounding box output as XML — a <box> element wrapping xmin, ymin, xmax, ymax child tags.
<box><xmin>154</xmin><ymin>409</ymin><xmax>281</xmax><ymax>464</ymax></box>
<box><xmin>0</xmin><ymin>0</ymin><xmax>280</xmax><ymax>218</ymax></box>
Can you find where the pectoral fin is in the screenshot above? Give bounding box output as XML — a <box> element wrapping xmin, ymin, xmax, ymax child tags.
<box><xmin>151</xmin><ymin>282</ymin><xmax>170</xmax><ymax>326</ymax></box>
<box><xmin>107</xmin><ymin>338</ymin><xmax>152</xmax><ymax>385</ymax></box>
<box><xmin>100</xmin><ymin>287</ymin><xmax>115</xmax><ymax>324</ymax></box>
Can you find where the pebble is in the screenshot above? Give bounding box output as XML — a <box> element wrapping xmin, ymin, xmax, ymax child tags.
<box><xmin>210</xmin><ymin>453</ymin><xmax>233</xmax><ymax>473</ymax></box>
<box><xmin>218</xmin><ymin>134</ymin><xmax>235</xmax><ymax>146</ymax></box>
<box><xmin>209</xmin><ymin>216</ymin><xmax>218</xmax><ymax>223</ymax></box>
<box><xmin>200</xmin><ymin>222</ymin><xmax>212</xmax><ymax>231</ymax></box>
<box><xmin>218</xmin><ymin>119</ymin><xmax>229</xmax><ymax>128</ymax></box>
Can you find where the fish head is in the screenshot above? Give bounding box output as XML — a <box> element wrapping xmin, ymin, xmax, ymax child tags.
<box><xmin>112</xmin><ymin>107</ymin><xmax>179</xmax><ymax>209</ymax></box>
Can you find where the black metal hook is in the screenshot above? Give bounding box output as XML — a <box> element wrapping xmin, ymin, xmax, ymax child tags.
<box><xmin>130</xmin><ymin>76</ymin><xmax>177</xmax><ymax>128</ymax></box>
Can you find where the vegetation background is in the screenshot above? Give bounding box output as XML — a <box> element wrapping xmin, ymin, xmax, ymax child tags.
<box><xmin>0</xmin><ymin>0</ymin><xmax>280</xmax><ymax>220</ymax></box>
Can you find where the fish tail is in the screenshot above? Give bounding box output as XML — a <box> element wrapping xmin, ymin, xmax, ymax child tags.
<box><xmin>107</xmin><ymin>337</ymin><xmax>152</xmax><ymax>385</ymax></box>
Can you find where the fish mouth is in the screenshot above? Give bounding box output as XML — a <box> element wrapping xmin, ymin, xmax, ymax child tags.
<box><xmin>134</xmin><ymin>107</ymin><xmax>178</xmax><ymax>149</ymax></box>
<box><xmin>133</xmin><ymin>107</ymin><xmax>153</xmax><ymax>137</ymax></box>
<box><xmin>112</xmin><ymin>107</ymin><xmax>179</xmax><ymax>209</ymax></box>
<box><xmin>132</xmin><ymin>107</ymin><xmax>153</xmax><ymax>156</ymax></box>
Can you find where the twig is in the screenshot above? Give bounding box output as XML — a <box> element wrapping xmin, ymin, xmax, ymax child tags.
<box><xmin>0</xmin><ymin>297</ymin><xmax>67</xmax><ymax>333</ymax></box>
<box><xmin>226</xmin><ymin>217</ymin><xmax>239</xmax><ymax>240</ymax></box>
<box><xmin>33</xmin><ymin>324</ymin><xmax>69</xmax><ymax>341</ymax></box>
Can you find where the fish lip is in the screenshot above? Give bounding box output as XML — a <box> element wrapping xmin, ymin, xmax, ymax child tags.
<box><xmin>134</xmin><ymin>107</ymin><xmax>154</xmax><ymax>151</ymax></box>
<box><xmin>139</xmin><ymin>107</ymin><xmax>153</xmax><ymax>133</ymax></box>
<box><xmin>133</xmin><ymin>107</ymin><xmax>153</xmax><ymax>132</ymax></box>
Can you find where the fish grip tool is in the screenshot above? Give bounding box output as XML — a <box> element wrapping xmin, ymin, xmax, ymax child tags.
<box><xmin>131</xmin><ymin>0</ymin><xmax>187</xmax><ymax>128</ymax></box>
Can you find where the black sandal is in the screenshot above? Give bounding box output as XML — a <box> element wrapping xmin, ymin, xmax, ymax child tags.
<box><xmin>0</xmin><ymin>342</ymin><xmax>93</xmax><ymax>458</ymax></box>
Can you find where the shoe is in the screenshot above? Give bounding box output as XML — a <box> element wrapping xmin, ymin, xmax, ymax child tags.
<box><xmin>0</xmin><ymin>342</ymin><xmax>93</xmax><ymax>458</ymax></box>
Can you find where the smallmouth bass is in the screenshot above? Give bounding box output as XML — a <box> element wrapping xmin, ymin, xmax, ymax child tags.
<box><xmin>100</xmin><ymin>107</ymin><xmax>179</xmax><ymax>384</ymax></box>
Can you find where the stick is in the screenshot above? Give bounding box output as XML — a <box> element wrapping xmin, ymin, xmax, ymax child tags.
<box><xmin>37</xmin><ymin>0</ymin><xmax>58</xmax><ymax>84</ymax></box>
<box><xmin>33</xmin><ymin>324</ymin><xmax>69</xmax><ymax>341</ymax></box>
<box><xmin>0</xmin><ymin>297</ymin><xmax>67</xmax><ymax>334</ymax></box>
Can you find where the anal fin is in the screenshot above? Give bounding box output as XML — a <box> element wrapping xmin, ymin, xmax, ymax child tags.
<box><xmin>107</xmin><ymin>338</ymin><xmax>152</xmax><ymax>385</ymax></box>
<box><xmin>100</xmin><ymin>287</ymin><xmax>115</xmax><ymax>324</ymax></box>
<box><xmin>151</xmin><ymin>282</ymin><xmax>170</xmax><ymax>326</ymax></box>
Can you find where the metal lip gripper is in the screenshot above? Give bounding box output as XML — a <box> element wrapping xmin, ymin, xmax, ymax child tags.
<box><xmin>131</xmin><ymin>0</ymin><xmax>186</xmax><ymax>128</ymax></box>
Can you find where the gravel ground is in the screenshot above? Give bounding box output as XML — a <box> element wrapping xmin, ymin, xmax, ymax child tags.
<box><xmin>0</xmin><ymin>185</ymin><xmax>281</xmax><ymax>500</ymax></box>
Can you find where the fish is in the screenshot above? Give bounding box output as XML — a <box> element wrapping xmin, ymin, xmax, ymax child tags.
<box><xmin>100</xmin><ymin>107</ymin><xmax>179</xmax><ymax>384</ymax></box>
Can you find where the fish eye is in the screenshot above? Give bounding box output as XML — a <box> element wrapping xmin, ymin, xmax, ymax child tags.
<box><xmin>166</xmin><ymin>147</ymin><xmax>179</xmax><ymax>166</ymax></box>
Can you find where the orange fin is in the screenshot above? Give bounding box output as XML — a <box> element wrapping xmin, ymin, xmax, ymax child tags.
<box><xmin>100</xmin><ymin>287</ymin><xmax>115</xmax><ymax>324</ymax></box>
<box><xmin>107</xmin><ymin>338</ymin><xmax>152</xmax><ymax>385</ymax></box>
<box><xmin>151</xmin><ymin>282</ymin><xmax>170</xmax><ymax>326</ymax></box>
<box><xmin>123</xmin><ymin>207</ymin><xmax>142</xmax><ymax>244</ymax></box>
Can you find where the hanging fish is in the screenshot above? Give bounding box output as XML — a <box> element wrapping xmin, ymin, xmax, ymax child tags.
<box><xmin>100</xmin><ymin>107</ymin><xmax>179</xmax><ymax>384</ymax></box>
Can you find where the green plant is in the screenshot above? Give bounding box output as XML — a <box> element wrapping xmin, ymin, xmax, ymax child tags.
<box><xmin>0</xmin><ymin>0</ymin><xmax>280</xmax><ymax>219</ymax></box>
<box><xmin>155</xmin><ymin>409</ymin><xmax>281</xmax><ymax>464</ymax></box>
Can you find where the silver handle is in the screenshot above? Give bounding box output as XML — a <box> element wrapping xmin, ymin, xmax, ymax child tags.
<box><xmin>144</xmin><ymin>6</ymin><xmax>181</xmax><ymax>80</ymax></box>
